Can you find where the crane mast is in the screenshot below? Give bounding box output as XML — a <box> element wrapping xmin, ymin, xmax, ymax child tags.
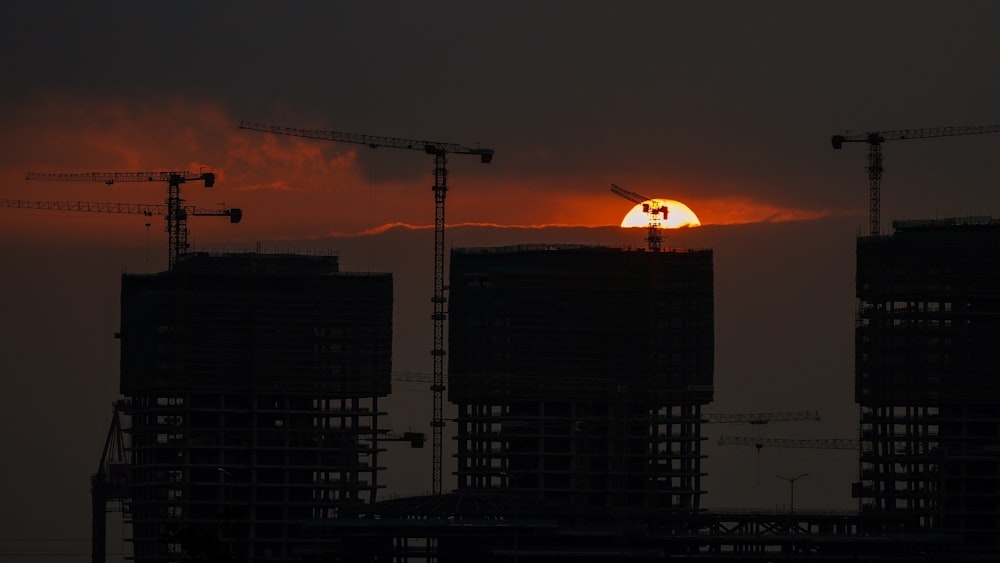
<box><xmin>610</xmin><ymin>183</ymin><xmax>667</xmax><ymax>251</ymax></box>
<box><xmin>26</xmin><ymin>171</ymin><xmax>217</xmax><ymax>269</ymax></box>
<box><xmin>831</xmin><ymin>124</ymin><xmax>1000</xmax><ymax>237</ymax></box>
<box><xmin>240</xmin><ymin>120</ymin><xmax>493</xmax><ymax>495</ymax></box>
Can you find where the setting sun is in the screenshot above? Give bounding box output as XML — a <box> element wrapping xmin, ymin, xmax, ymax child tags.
<box><xmin>621</xmin><ymin>199</ymin><xmax>701</xmax><ymax>228</ymax></box>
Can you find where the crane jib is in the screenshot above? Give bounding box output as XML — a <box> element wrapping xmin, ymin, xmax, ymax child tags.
<box><xmin>238</xmin><ymin>120</ymin><xmax>494</xmax><ymax>162</ymax></box>
<box><xmin>25</xmin><ymin>171</ymin><xmax>215</xmax><ymax>185</ymax></box>
<box><xmin>1</xmin><ymin>199</ymin><xmax>240</xmax><ymax>219</ymax></box>
<box><xmin>832</xmin><ymin>124</ymin><xmax>1000</xmax><ymax>149</ymax></box>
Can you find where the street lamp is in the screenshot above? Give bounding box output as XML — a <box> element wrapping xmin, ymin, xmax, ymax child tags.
<box><xmin>776</xmin><ymin>474</ymin><xmax>809</xmax><ymax>563</ymax></box>
<box><xmin>776</xmin><ymin>473</ymin><xmax>810</xmax><ymax>515</ymax></box>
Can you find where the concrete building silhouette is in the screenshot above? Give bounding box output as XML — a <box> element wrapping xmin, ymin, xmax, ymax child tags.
<box><xmin>855</xmin><ymin>218</ymin><xmax>1000</xmax><ymax>552</ymax></box>
<box><xmin>447</xmin><ymin>244</ymin><xmax>715</xmax><ymax>518</ymax></box>
<box><xmin>117</xmin><ymin>252</ymin><xmax>393</xmax><ymax>562</ymax></box>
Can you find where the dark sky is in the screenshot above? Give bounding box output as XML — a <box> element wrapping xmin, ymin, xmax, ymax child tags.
<box><xmin>2</xmin><ymin>2</ymin><xmax>1000</xmax><ymax>560</ymax></box>
<box><xmin>4</xmin><ymin>1</ymin><xmax>1000</xmax><ymax>233</ymax></box>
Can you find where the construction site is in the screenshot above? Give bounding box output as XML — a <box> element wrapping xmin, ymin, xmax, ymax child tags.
<box><xmin>7</xmin><ymin>123</ymin><xmax>1000</xmax><ymax>562</ymax></box>
<box><xmin>81</xmin><ymin>226</ymin><xmax>1000</xmax><ymax>562</ymax></box>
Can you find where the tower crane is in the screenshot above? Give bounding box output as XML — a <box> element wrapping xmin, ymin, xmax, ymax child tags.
<box><xmin>831</xmin><ymin>124</ymin><xmax>1000</xmax><ymax>236</ymax></box>
<box><xmin>610</xmin><ymin>183</ymin><xmax>668</xmax><ymax>251</ymax></box>
<box><xmin>91</xmin><ymin>402</ymin><xmax>129</xmax><ymax>563</ymax></box>
<box><xmin>703</xmin><ymin>411</ymin><xmax>820</xmax><ymax>424</ymax></box>
<box><xmin>718</xmin><ymin>436</ymin><xmax>859</xmax><ymax>450</ymax></box>
<box><xmin>26</xmin><ymin>171</ymin><xmax>218</xmax><ymax>269</ymax></box>
<box><xmin>1</xmin><ymin>198</ymin><xmax>241</xmax><ymax>222</ymax></box>
<box><xmin>1</xmin><ymin>198</ymin><xmax>241</xmax><ymax>264</ymax></box>
<box><xmin>239</xmin><ymin>120</ymin><xmax>494</xmax><ymax>495</ymax></box>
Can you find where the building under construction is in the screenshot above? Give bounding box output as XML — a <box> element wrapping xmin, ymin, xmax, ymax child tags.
<box><xmin>447</xmin><ymin>244</ymin><xmax>715</xmax><ymax>518</ymax></box>
<box><xmin>116</xmin><ymin>252</ymin><xmax>394</xmax><ymax>562</ymax></box>
<box><xmin>855</xmin><ymin>217</ymin><xmax>1000</xmax><ymax>553</ymax></box>
<box><xmin>308</xmin><ymin>241</ymin><xmax>958</xmax><ymax>561</ymax></box>
<box><xmin>87</xmin><ymin>239</ymin><xmax>991</xmax><ymax>562</ymax></box>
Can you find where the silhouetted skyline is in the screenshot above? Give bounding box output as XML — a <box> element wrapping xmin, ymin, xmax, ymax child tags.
<box><xmin>2</xmin><ymin>2</ymin><xmax>1000</xmax><ymax>560</ymax></box>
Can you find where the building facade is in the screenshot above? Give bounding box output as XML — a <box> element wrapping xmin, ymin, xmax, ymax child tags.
<box><xmin>118</xmin><ymin>253</ymin><xmax>393</xmax><ymax>562</ymax></box>
<box><xmin>448</xmin><ymin>245</ymin><xmax>714</xmax><ymax>519</ymax></box>
<box><xmin>855</xmin><ymin>218</ymin><xmax>1000</xmax><ymax>550</ymax></box>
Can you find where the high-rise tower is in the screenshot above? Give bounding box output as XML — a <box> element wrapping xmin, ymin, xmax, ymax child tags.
<box><xmin>448</xmin><ymin>245</ymin><xmax>714</xmax><ymax>518</ymax></box>
<box><xmin>118</xmin><ymin>253</ymin><xmax>393</xmax><ymax>562</ymax></box>
<box><xmin>856</xmin><ymin>218</ymin><xmax>1000</xmax><ymax>551</ymax></box>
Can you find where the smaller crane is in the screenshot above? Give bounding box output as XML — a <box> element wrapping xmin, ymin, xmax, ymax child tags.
<box><xmin>91</xmin><ymin>402</ymin><xmax>129</xmax><ymax>563</ymax></box>
<box><xmin>26</xmin><ymin>171</ymin><xmax>218</xmax><ymax>269</ymax></box>
<box><xmin>610</xmin><ymin>183</ymin><xmax>668</xmax><ymax>251</ymax></box>
<box><xmin>1</xmin><ymin>198</ymin><xmax>241</xmax><ymax>266</ymax></box>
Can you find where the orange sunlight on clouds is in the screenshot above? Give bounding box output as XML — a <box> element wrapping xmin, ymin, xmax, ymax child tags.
<box><xmin>0</xmin><ymin>95</ymin><xmax>855</xmax><ymax>244</ymax></box>
<box><xmin>690</xmin><ymin>196</ymin><xmax>858</xmax><ymax>225</ymax></box>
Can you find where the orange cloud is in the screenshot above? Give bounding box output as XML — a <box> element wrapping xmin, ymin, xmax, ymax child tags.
<box><xmin>444</xmin><ymin>180</ymin><xmax>855</xmax><ymax>230</ymax></box>
<box><xmin>0</xmin><ymin>94</ymin><xmax>383</xmax><ymax>242</ymax></box>
<box><xmin>684</xmin><ymin>196</ymin><xmax>860</xmax><ymax>226</ymax></box>
<box><xmin>0</xmin><ymin>94</ymin><xmax>855</xmax><ymax>246</ymax></box>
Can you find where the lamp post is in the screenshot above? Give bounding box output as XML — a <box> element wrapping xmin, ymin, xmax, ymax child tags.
<box><xmin>777</xmin><ymin>473</ymin><xmax>809</xmax><ymax>562</ymax></box>
<box><xmin>776</xmin><ymin>472</ymin><xmax>809</xmax><ymax>515</ymax></box>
